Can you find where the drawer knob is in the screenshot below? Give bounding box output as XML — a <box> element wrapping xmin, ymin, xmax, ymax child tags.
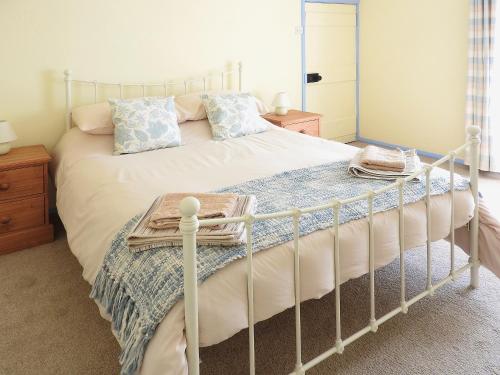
<box><xmin>299</xmin><ymin>129</ymin><xmax>306</xmax><ymax>134</ymax></box>
<box><xmin>0</xmin><ymin>183</ymin><xmax>9</xmax><ymax>191</ymax></box>
<box><xmin>0</xmin><ymin>216</ymin><xmax>11</xmax><ymax>225</ymax></box>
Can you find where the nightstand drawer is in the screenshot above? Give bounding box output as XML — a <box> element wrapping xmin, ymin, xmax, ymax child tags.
<box><xmin>284</xmin><ymin>120</ymin><xmax>319</xmax><ymax>137</ymax></box>
<box><xmin>0</xmin><ymin>196</ymin><xmax>45</xmax><ymax>234</ymax></box>
<box><xmin>0</xmin><ymin>165</ymin><xmax>44</xmax><ymax>201</ymax></box>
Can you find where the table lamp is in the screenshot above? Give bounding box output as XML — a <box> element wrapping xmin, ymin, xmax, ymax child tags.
<box><xmin>0</xmin><ymin>121</ymin><xmax>17</xmax><ymax>155</ymax></box>
<box><xmin>272</xmin><ymin>92</ymin><xmax>291</xmax><ymax>116</ymax></box>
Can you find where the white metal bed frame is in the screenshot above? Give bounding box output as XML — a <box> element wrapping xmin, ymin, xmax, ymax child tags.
<box><xmin>63</xmin><ymin>62</ymin><xmax>243</xmax><ymax>131</ymax></box>
<box><xmin>179</xmin><ymin>126</ymin><xmax>480</xmax><ymax>374</ymax></box>
<box><xmin>63</xmin><ymin>64</ymin><xmax>481</xmax><ymax>374</ymax></box>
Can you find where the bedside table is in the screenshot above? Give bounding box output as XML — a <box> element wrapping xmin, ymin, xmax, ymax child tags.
<box><xmin>262</xmin><ymin>110</ymin><xmax>321</xmax><ymax>137</ymax></box>
<box><xmin>0</xmin><ymin>145</ymin><xmax>54</xmax><ymax>254</ymax></box>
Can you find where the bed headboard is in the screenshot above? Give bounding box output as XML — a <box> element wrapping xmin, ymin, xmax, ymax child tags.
<box><xmin>64</xmin><ymin>62</ymin><xmax>243</xmax><ymax>131</ymax></box>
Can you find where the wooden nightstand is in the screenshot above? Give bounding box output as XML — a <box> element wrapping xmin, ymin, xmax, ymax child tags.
<box><xmin>262</xmin><ymin>110</ymin><xmax>321</xmax><ymax>137</ymax></box>
<box><xmin>0</xmin><ymin>145</ymin><xmax>54</xmax><ymax>254</ymax></box>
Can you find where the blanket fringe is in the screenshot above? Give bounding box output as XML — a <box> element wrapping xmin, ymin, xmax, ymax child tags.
<box><xmin>90</xmin><ymin>267</ymin><xmax>153</xmax><ymax>375</ymax></box>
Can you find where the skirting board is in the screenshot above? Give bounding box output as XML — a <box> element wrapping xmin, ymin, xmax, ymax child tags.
<box><xmin>356</xmin><ymin>136</ymin><xmax>466</xmax><ymax>165</ymax></box>
<box><xmin>323</xmin><ymin>133</ymin><xmax>356</xmax><ymax>143</ymax></box>
<box><xmin>333</xmin><ymin>133</ymin><xmax>357</xmax><ymax>143</ymax></box>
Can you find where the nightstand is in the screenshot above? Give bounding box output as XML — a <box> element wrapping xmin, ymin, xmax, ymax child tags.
<box><xmin>0</xmin><ymin>145</ymin><xmax>54</xmax><ymax>254</ymax></box>
<box><xmin>262</xmin><ymin>110</ymin><xmax>321</xmax><ymax>137</ymax></box>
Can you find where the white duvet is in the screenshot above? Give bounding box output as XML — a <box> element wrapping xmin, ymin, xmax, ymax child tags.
<box><xmin>51</xmin><ymin>121</ymin><xmax>474</xmax><ymax>375</ymax></box>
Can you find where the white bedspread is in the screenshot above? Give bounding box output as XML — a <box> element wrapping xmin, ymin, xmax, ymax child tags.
<box><xmin>51</xmin><ymin>121</ymin><xmax>474</xmax><ymax>375</ymax></box>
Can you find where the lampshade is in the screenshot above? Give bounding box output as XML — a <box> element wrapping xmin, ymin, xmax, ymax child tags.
<box><xmin>272</xmin><ymin>92</ymin><xmax>291</xmax><ymax>108</ymax></box>
<box><xmin>0</xmin><ymin>121</ymin><xmax>17</xmax><ymax>143</ymax></box>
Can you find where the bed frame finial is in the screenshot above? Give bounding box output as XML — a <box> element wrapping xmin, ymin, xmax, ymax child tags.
<box><xmin>180</xmin><ymin>196</ymin><xmax>200</xmax><ymax>218</ymax></box>
<box><xmin>467</xmin><ymin>125</ymin><xmax>481</xmax><ymax>141</ymax></box>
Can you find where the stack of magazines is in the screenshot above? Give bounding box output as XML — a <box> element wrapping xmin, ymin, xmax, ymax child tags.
<box><xmin>127</xmin><ymin>193</ymin><xmax>255</xmax><ymax>252</ymax></box>
<box><xmin>348</xmin><ymin>146</ymin><xmax>422</xmax><ymax>181</ymax></box>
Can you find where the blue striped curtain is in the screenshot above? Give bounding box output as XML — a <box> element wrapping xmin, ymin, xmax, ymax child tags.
<box><xmin>466</xmin><ymin>0</ymin><xmax>498</xmax><ymax>171</ymax></box>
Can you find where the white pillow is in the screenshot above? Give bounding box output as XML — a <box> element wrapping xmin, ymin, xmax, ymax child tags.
<box><xmin>175</xmin><ymin>94</ymin><xmax>207</xmax><ymax>123</ymax></box>
<box><xmin>110</xmin><ymin>97</ymin><xmax>181</xmax><ymax>155</ymax></box>
<box><xmin>71</xmin><ymin>102</ymin><xmax>114</xmax><ymax>135</ymax></box>
<box><xmin>176</xmin><ymin>91</ymin><xmax>270</xmax><ymax>123</ymax></box>
<box><xmin>202</xmin><ymin>93</ymin><xmax>271</xmax><ymax>140</ymax></box>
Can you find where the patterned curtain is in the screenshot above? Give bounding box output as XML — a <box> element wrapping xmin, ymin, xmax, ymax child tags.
<box><xmin>466</xmin><ymin>0</ymin><xmax>498</xmax><ymax>171</ymax></box>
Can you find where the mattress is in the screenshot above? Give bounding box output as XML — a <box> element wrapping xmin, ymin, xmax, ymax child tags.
<box><xmin>51</xmin><ymin>121</ymin><xmax>474</xmax><ymax>375</ymax></box>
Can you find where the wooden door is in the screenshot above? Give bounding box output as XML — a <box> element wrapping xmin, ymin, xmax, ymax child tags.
<box><xmin>305</xmin><ymin>2</ymin><xmax>357</xmax><ymax>142</ymax></box>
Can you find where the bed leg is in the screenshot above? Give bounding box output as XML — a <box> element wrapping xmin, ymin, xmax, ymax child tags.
<box><xmin>180</xmin><ymin>197</ymin><xmax>201</xmax><ymax>375</ymax></box>
<box><xmin>467</xmin><ymin>126</ymin><xmax>481</xmax><ymax>289</ymax></box>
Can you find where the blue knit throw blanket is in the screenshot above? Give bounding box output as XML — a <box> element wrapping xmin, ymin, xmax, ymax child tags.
<box><xmin>90</xmin><ymin>161</ymin><xmax>469</xmax><ymax>375</ymax></box>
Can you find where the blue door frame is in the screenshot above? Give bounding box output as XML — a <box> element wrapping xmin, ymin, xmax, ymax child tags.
<box><xmin>301</xmin><ymin>0</ymin><xmax>360</xmax><ymax>137</ymax></box>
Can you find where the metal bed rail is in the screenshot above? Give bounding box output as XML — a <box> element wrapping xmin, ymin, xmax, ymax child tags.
<box><xmin>179</xmin><ymin>126</ymin><xmax>481</xmax><ymax>375</ymax></box>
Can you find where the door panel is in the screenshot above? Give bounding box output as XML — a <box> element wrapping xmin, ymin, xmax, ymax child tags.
<box><xmin>307</xmin><ymin>81</ymin><xmax>356</xmax><ymax>139</ymax></box>
<box><xmin>305</xmin><ymin>3</ymin><xmax>357</xmax><ymax>142</ymax></box>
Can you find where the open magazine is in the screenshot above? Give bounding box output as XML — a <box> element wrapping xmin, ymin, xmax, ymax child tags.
<box><xmin>348</xmin><ymin>148</ymin><xmax>422</xmax><ymax>181</ymax></box>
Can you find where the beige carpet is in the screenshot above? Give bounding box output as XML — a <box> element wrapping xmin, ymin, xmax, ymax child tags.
<box><xmin>0</xmin><ymin>227</ymin><xmax>499</xmax><ymax>375</ymax></box>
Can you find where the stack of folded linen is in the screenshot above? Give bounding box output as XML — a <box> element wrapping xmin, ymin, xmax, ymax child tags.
<box><xmin>127</xmin><ymin>193</ymin><xmax>255</xmax><ymax>252</ymax></box>
<box><xmin>348</xmin><ymin>145</ymin><xmax>422</xmax><ymax>181</ymax></box>
<box><xmin>359</xmin><ymin>145</ymin><xmax>406</xmax><ymax>172</ymax></box>
<box><xmin>148</xmin><ymin>193</ymin><xmax>240</xmax><ymax>229</ymax></box>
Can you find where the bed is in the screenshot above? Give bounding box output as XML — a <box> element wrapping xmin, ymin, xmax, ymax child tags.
<box><xmin>52</xmin><ymin>65</ymin><xmax>481</xmax><ymax>375</ymax></box>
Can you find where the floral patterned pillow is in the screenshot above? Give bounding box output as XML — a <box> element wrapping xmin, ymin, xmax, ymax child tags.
<box><xmin>109</xmin><ymin>97</ymin><xmax>181</xmax><ymax>155</ymax></box>
<box><xmin>201</xmin><ymin>93</ymin><xmax>270</xmax><ymax>140</ymax></box>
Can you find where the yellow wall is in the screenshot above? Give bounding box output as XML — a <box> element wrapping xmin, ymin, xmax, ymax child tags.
<box><xmin>359</xmin><ymin>0</ymin><xmax>470</xmax><ymax>155</ymax></box>
<box><xmin>1</xmin><ymin>0</ymin><xmax>471</xmax><ymax>156</ymax></box>
<box><xmin>0</xmin><ymin>0</ymin><xmax>301</xmax><ymax>150</ymax></box>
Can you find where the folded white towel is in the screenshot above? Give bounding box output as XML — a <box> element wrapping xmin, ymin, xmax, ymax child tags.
<box><xmin>348</xmin><ymin>148</ymin><xmax>422</xmax><ymax>181</ymax></box>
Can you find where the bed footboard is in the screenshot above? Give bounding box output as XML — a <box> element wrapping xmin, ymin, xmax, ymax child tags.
<box><xmin>179</xmin><ymin>126</ymin><xmax>481</xmax><ymax>375</ymax></box>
